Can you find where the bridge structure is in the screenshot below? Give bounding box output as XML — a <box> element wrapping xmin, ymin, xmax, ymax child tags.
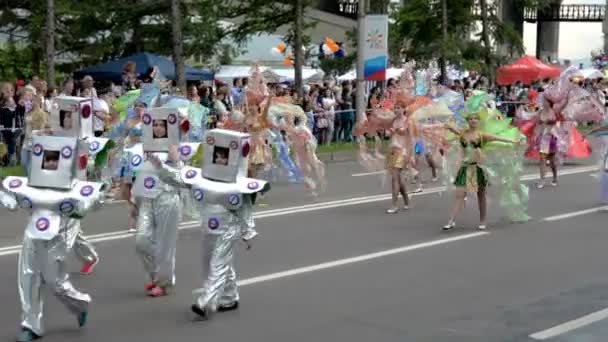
<box><xmin>315</xmin><ymin>0</ymin><xmax>608</xmax><ymax>62</ymax></box>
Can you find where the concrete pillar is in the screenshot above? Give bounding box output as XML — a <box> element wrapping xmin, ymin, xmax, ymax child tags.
<box><xmin>497</xmin><ymin>0</ymin><xmax>524</xmax><ymax>57</ymax></box>
<box><xmin>536</xmin><ymin>1</ymin><xmax>561</xmax><ymax>62</ymax></box>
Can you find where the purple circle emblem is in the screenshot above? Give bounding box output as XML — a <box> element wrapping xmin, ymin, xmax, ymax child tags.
<box><xmin>32</xmin><ymin>144</ymin><xmax>43</xmax><ymax>156</ymax></box>
<box><xmin>208</xmin><ymin>218</ymin><xmax>219</xmax><ymax>230</ymax></box>
<box><xmin>185</xmin><ymin>169</ymin><xmax>197</xmax><ymax>179</ymax></box>
<box><xmin>229</xmin><ymin>141</ymin><xmax>238</xmax><ymax>150</ymax></box>
<box><xmin>206</xmin><ymin>136</ymin><xmax>215</xmax><ymax>145</ymax></box>
<box><xmin>21</xmin><ymin>197</ymin><xmax>32</xmax><ymax>209</ymax></box>
<box><xmin>89</xmin><ymin>141</ymin><xmax>100</xmax><ymax>152</ymax></box>
<box><xmin>9</xmin><ymin>179</ymin><xmax>22</xmax><ymax>189</ymax></box>
<box><xmin>228</xmin><ymin>194</ymin><xmax>240</xmax><ymax>205</ymax></box>
<box><xmin>180</xmin><ymin>145</ymin><xmax>192</xmax><ymax>156</ymax></box>
<box><xmin>36</xmin><ymin>218</ymin><xmax>50</xmax><ymax>231</ymax></box>
<box><xmin>247</xmin><ymin>181</ymin><xmax>259</xmax><ymax>190</ymax></box>
<box><xmin>142</xmin><ymin>114</ymin><xmax>152</xmax><ymax>125</ymax></box>
<box><xmin>61</xmin><ymin>146</ymin><xmax>73</xmax><ymax>158</ymax></box>
<box><xmin>168</xmin><ymin>114</ymin><xmax>177</xmax><ymax>124</ymax></box>
<box><xmin>131</xmin><ymin>155</ymin><xmax>142</xmax><ymax>166</ymax></box>
<box><xmin>80</xmin><ymin>185</ymin><xmax>94</xmax><ymax>197</ymax></box>
<box><xmin>193</xmin><ymin>189</ymin><xmax>204</xmax><ymax>201</ymax></box>
<box><xmin>59</xmin><ymin>201</ymin><xmax>74</xmax><ymax>214</ymax></box>
<box><xmin>143</xmin><ymin>177</ymin><xmax>156</xmax><ymax>189</ymax></box>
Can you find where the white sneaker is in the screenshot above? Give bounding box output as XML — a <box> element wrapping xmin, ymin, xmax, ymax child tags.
<box><xmin>386</xmin><ymin>207</ymin><xmax>399</xmax><ymax>214</ymax></box>
<box><xmin>478</xmin><ymin>224</ymin><xmax>486</xmax><ymax>230</ymax></box>
<box><xmin>442</xmin><ymin>221</ymin><xmax>456</xmax><ymax>231</ymax></box>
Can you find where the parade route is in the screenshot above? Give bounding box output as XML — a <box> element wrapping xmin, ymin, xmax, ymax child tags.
<box><xmin>1</xmin><ymin>160</ymin><xmax>608</xmax><ymax>341</ymax></box>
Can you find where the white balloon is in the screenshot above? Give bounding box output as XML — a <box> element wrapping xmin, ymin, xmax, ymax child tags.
<box><xmin>322</xmin><ymin>44</ymin><xmax>332</xmax><ymax>56</ymax></box>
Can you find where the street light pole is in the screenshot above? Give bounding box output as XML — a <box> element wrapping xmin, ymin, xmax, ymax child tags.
<box><xmin>356</xmin><ymin>0</ymin><xmax>367</xmax><ymax>125</ymax></box>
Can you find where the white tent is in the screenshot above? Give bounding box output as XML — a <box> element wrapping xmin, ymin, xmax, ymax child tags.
<box><xmin>270</xmin><ymin>68</ymin><xmax>325</xmax><ymax>83</ymax></box>
<box><xmin>337</xmin><ymin>68</ymin><xmax>406</xmax><ymax>81</ymax></box>
<box><xmin>215</xmin><ymin>65</ymin><xmax>271</xmax><ymax>83</ymax></box>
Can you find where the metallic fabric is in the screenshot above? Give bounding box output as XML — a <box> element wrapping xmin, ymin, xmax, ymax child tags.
<box><xmin>193</xmin><ymin>195</ymin><xmax>256</xmax><ymax>312</ymax></box>
<box><xmin>18</xmin><ymin>221</ymin><xmax>91</xmax><ymax>336</ymax></box>
<box><xmin>134</xmin><ymin>160</ymin><xmax>183</xmax><ymax>287</ymax></box>
<box><xmin>135</xmin><ymin>191</ymin><xmax>181</xmax><ymax>287</ymax></box>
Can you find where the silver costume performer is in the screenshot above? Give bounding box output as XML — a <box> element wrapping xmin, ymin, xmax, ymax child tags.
<box><xmin>2</xmin><ymin>135</ymin><xmax>106</xmax><ymax>342</ymax></box>
<box><xmin>163</xmin><ymin>129</ymin><xmax>268</xmax><ymax>319</ymax></box>
<box><xmin>49</xmin><ymin>96</ymin><xmax>111</xmax><ymax>274</ymax></box>
<box><xmin>132</xmin><ymin>107</ymin><xmax>199</xmax><ymax>296</ymax></box>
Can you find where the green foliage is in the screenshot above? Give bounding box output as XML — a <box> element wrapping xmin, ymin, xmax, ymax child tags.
<box><xmin>319</xmin><ymin>54</ymin><xmax>356</xmax><ymax>78</ymax></box>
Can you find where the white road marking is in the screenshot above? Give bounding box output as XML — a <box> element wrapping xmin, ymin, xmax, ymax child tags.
<box><xmin>529</xmin><ymin>307</ymin><xmax>608</xmax><ymax>340</ymax></box>
<box><xmin>237</xmin><ymin>232</ymin><xmax>488</xmax><ymax>286</ymax></box>
<box><xmin>0</xmin><ymin>165</ymin><xmax>597</xmax><ymax>257</ymax></box>
<box><xmin>352</xmin><ymin>165</ymin><xmax>597</xmax><ymax>178</ymax></box>
<box><xmin>352</xmin><ymin>170</ymin><xmax>385</xmax><ymax>177</ymax></box>
<box><xmin>543</xmin><ymin>206</ymin><xmax>608</xmax><ymax>221</ymax></box>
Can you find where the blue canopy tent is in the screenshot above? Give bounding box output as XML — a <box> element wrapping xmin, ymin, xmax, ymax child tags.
<box><xmin>73</xmin><ymin>52</ymin><xmax>214</xmax><ymax>83</ymax></box>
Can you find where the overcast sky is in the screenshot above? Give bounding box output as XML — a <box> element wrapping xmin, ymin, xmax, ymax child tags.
<box><xmin>523</xmin><ymin>0</ymin><xmax>605</xmax><ymax>60</ymax></box>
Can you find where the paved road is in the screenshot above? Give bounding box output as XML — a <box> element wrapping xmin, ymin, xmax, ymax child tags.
<box><xmin>0</xmin><ymin>159</ymin><xmax>607</xmax><ymax>341</ymax></box>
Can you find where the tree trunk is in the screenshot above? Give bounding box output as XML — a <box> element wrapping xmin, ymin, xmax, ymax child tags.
<box><xmin>130</xmin><ymin>0</ymin><xmax>143</xmax><ymax>54</ymax></box>
<box><xmin>45</xmin><ymin>0</ymin><xmax>56</xmax><ymax>88</ymax></box>
<box><xmin>171</xmin><ymin>0</ymin><xmax>186</xmax><ymax>91</ymax></box>
<box><xmin>294</xmin><ymin>0</ymin><xmax>304</xmax><ymax>100</ymax></box>
<box><xmin>479</xmin><ymin>0</ymin><xmax>493</xmax><ymax>82</ymax></box>
<box><xmin>440</xmin><ymin>0</ymin><xmax>448</xmax><ymax>85</ymax></box>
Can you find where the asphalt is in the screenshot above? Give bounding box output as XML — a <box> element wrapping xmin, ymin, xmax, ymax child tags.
<box><xmin>0</xmin><ymin>156</ymin><xmax>607</xmax><ymax>341</ymax></box>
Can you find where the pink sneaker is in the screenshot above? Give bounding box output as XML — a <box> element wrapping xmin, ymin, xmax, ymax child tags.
<box><xmin>80</xmin><ymin>258</ymin><xmax>99</xmax><ymax>275</ymax></box>
<box><xmin>147</xmin><ymin>286</ymin><xmax>168</xmax><ymax>297</ymax></box>
<box><xmin>144</xmin><ymin>282</ymin><xmax>156</xmax><ymax>291</ymax></box>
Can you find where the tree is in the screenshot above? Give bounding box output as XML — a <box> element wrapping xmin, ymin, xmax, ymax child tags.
<box><xmin>171</xmin><ymin>0</ymin><xmax>185</xmax><ymax>91</ymax></box>
<box><xmin>45</xmin><ymin>0</ymin><xmax>55</xmax><ymax>87</ymax></box>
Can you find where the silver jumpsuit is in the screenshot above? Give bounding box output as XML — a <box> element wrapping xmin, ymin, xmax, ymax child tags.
<box><xmin>2</xmin><ymin>177</ymin><xmax>105</xmax><ymax>337</ymax></box>
<box><xmin>193</xmin><ymin>195</ymin><xmax>256</xmax><ymax>313</ymax></box>
<box><xmin>134</xmin><ymin>160</ymin><xmax>182</xmax><ymax>288</ymax></box>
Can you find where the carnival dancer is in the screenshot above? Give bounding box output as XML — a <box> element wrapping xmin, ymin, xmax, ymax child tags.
<box><xmin>385</xmin><ymin>95</ymin><xmax>416</xmax><ymax>213</ymax></box>
<box><xmin>443</xmin><ymin>93</ymin><xmax>526</xmax><ymax>230</ymax></box>
<box><xmin>519</xmin><ymin>67</ymin><xmax>602</xmax><ymax>188</ymax></box>
<box><xmin>132</xmin><ymin>107</ymin><xmax>198</xmax><ymax>297</ymax></box>
<box><xmin>2</xmin><ymin>135</ymin><xmax>106</xmax><ymax>341</ymax></box>
<box><xmin>277</xmin><ymin>102</ymin><xmax>327</xmax><ymax>196</ymax></box>
<box><xmin>151</xmin><ymin>129</ymin><xmax>268</xmax><ymax>320</ymax></box>
<box><xmin>587</xmin><ymin>124</ymin><xmax>608</xmax><ymax>203</ymax></box>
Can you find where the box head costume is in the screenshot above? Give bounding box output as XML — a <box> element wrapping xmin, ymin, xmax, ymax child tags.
<box><xmin>132</xmin><ymin>107</ymin><xmax>199</xmax><ymax>199</ymax></box>
<box><xmin>51</xmin><ymin>96</ymin><xmax>110</xmax><ymax>158</ymax></box>
<box><xmin>180</xmin><ymin>129</ymin><xmax>269</xmax><ymax>232</ymax></box>
<box><xmin>2</xmin><ymin>135</ymin><xmax>106</xmax><ymax>240</ymax></box>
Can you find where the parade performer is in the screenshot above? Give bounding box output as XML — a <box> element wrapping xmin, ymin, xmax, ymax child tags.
<box><xmin>443</xmin><ymin>92</ymin><xmax>528</xmax><ymax>230</ymax></box>
<box><xmin>587</xmin><ymin>124</ymin><xmax>608</xmax><ymax>203</ymax></box>
<box><xmin>151</xmin><ymin>129</ymin><xmax>268</xmax><ymax>320</ymax></box>
<box><xmin>519</xmin><ymin>67</ymin><xmax>603</xmax><ymax>188</ymax></box>
<box><xmin>132</xmin><ymin>106</ymin><xmax>198</xmax><ymax>297</ymax></box>
<box><xmin>385</xmin><ymin>94</ymin><xmax>416</xmax><ymax>213</ymax></box>
<box><xmin>49</xmin><ymin>96</ymin><xmax>115</xmax><ymax>274</ymax></box>
<box><xmin>276</xmin><ymin>102</ymin><xmax>327</xmax><ymax>196</ymax></box>
<box><xmin>108</xmin><ymin>100</ymin><xmax>146</xmax><ymax>232</ymax></box>
<box><xmin>2</xmin><ymin>135</ymin><xmax>106</xmax><ymax>341</ymax></box>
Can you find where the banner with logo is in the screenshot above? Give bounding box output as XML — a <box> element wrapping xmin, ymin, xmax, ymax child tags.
<box><xmin>363</xmin><ymin>15</ymin><xmax>389</xmax><ymax>81</ymax></box>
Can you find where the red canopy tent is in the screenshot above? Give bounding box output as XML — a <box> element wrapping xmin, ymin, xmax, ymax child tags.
<box><xmin>496</xmin><ymin>56</ymin><xmax>561</xmax><ymax>85</ymax></box>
